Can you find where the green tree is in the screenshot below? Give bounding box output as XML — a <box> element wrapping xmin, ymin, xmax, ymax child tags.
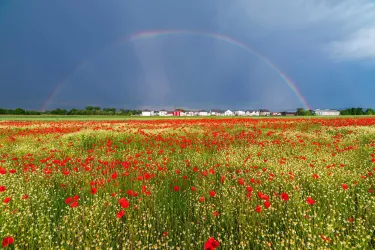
<box><xmin>365</xmin><ymin>108</ymin><xmax>375</xmax><ymax>115</ymax></box>
<box><xmin>296</xmin><ymin>108</ymin><xmax>306</xmax><ymax>116</ymax></box>
<box><xmin>13</xmin><ymin>108</ymin><xmax>26</xmax><ymax>115</ymax></box>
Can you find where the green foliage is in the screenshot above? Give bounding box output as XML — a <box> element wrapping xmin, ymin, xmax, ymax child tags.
<box><xmin>340</xmin><ymin>107</ymin><xmax>371</xmax><ymax>115</ymax></box>
<box><xmin>296</xmin><ymin>108</ymin><xmax>306</xmax><ymax>116</ymax></box>
<box><xmin>50</xmin><ymin>108</ymin><xmax>67</xmax><ymax>115</ymax></box>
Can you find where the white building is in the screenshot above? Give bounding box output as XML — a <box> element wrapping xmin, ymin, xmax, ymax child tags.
<box><xmin>234</xmin><ymin>110</ymin><xmax>246</xmax><ymax>116</ymax></box>
<box><xmin>185</xmin><ymin>111</ymin><xmax>197</xmax><ymax>116</ymax></box>
<box><xmin>141</xmin><ymin>110</ymin><xmax>154</xmax><ymax>116</ymax></box>
<box><xmin>259</xmin><ymin>109</ymin><xmax>271</xmax><ymax>116</ymax></box>
<box><xmin>224</xmin><ymin>110</ymin><xmax>234</xmax><ymax>116</ymax></box>
<box><xmin>313</xmin><ymin>109</ymin><xmax>340</xmax><ymax>116</ymax></box>
<box><xmin>210</xmin><ymin>110</ymin><xmax>223</xmax><ymax>116</ymax></box>
<box><xmin>246</xmin><ymin>110</ymin><xmax>260</xmax><ymax>116</ymax></box>
<box><xmin>198</xmin><ymin>110</ymin><xmax>209</xmax><ymax>116</ymax></box>
<box><xmin>159</xmin><ymin>109</ymin><xmax>168</xmax><ymax>116</ymax></box>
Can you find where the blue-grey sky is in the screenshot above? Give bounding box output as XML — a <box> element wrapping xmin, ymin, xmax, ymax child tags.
<box><xmin>1</xmin><ymin>0</ymin><xmax>375</xmax><ymax>111</ymax></box>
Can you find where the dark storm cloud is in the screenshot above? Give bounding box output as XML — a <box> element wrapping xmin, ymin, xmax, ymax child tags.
<box><xmin>1</xmin><ymin>0</ymin><xmax>375</xmax><ymax>110</ymax></box>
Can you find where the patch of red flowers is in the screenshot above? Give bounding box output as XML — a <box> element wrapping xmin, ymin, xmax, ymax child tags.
<box><xmin>70</xmin><ymin>201</ymin><xmax>79</xmax><ymax>208</ymax></box>
<box><xmin>264</xmin><ymin>201</ymin><xmax>271</xmax><ymax>209</ymax></box>
<box><xmin>117</xmin><ymin>210</ymin><xmax>125</xmax><ymax>219</ymax></box>
<box><xmin>2</xmin><ymin>236</ymin><xmax>14</xmax><ymax>248</ymax></box>
<box><xmin>204</xmin><ymin>237</ymin><xmax>220</xmax><ymax>250</ymax></box>
<box><xmin>91</xmin><ymin>187</ymin><xmax>97</xmax><ymax>195</ymax></box>
<box><xmin>306</xmin><ymin>197</ymin><xmax>315</xmax><ymax>205</ymax></box>
<box><xmin>119</xmin><ymin>197</ymin><xmax>130</xmax><ymax>208</ymax></box>
<box><xmin>281</xmin><ymin>192</ymin><xmax>289</xmax><ymax>201</ymax></box>
<box><xmin>255</xmin><ymin>205</ymin><xmax>262</xmax><ymax>213</ymax></box>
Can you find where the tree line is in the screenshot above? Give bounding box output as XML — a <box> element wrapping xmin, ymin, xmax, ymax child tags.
<box><xmin>339</xmin><ymin>108</ymin><xmax>375</xmax><ymax>115</ymax></box>
<box><xmin>1</xmin><ymin>106</ymin><xmax>375</xmax><ymax>116</ymax></box>
<box><xmin>0</xmin><ymin>106</ymin><xmax>142</xmax><ymax>116</ymax></box>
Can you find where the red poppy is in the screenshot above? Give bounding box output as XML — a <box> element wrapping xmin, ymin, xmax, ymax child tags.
<box><xmin>209</xmin><ymin>190</ymin><xmax>216</xmax><ymax>197</ymax></box>
<box><xmin>191</xmin><ymin>186</ymin><xmax>196</xmax><ymax>192</ymax></box>
<box><xmin>22</xmin><ymin>194</ymin><xmax>29</xmax><ymax>199</ymax></box>
<box><xmin>264</xmin><ymin>201</ymin><xmax>271</xmax><ymax>208</ymax></box>
<box><xmin>3</xmin><ymin>197</ymin><xmax>11</xmax><ymax>203</ymax></box>
<box><xmin>173</xmin><ymin>186</ymin><xmax>180</xmax><ymax>192</ymax></box>
<box><xmin>70</xmin><ymin>201</ymin><xmax>79</xmax><ymax>208</ymax></box>
<box><xmin>199</xmin><ymin>197</ymin><xmax>205</xmax><ymax>203</ymax></box>
<box><xmin>306</xmin><ymin>197</ymin><xmax>315</xmax><ymax>205</ymax></box>
<box><xmin>91</xmin><ymin>187</ymin><xmax>97</xmax><ymax>195</ymax></box>
<box><xmin>65</xmin><ymin>197</ymin><xmax>73</xmax><ymax>204</ymax></box>
<box><xmin>257</xmin><ymin>191</ymin><xmax>269</xmax><ymax>201</ymax></box>
<box><xmin>255</xmin><ymin>205</ymin><xmax>262</xmax><ymax>213</ymax></box>
<box><xmin>73</xmin><ymin>195</ymin><xmax>79</xmax><ymax>201</ymax></box>
<box><xmin>341</xmin><ymin>183</ymin><xmax>349</xmax><ymax>190</ymax></box>
<box><xmin>0</xmin><ymin>167</ymin><xmax>6</xmax><ymax>175</ymax></box>
<box><xmin>220</xmin><ymin>176</ymin><xmax>226</xmax><ymax>183</ymax></box>
<box><xmin>2</xmin><ymin>236</ymin><xmax>14</xmax><ymax>248</ymax></box>
<box><xmin>111</xmin><ymin>172</ymin><xmax>117</xmax><ymax>180</ymax></box>
<box><xmin>0</xmin><ymin>186</ymin><xmax>5</xmax><ymax>192</ymax></box>
<box><xmin>118</xmin><ymin>198</ymin><xmax>130</xmax><ymax>208</ymax></box>
<box><xmin>212</xmin><ymin>211</ymin><xmax>219</xmax><ymax>217</ymax></box>
<box><xmin>204</xmin><ymin>237</ymin><xmax>220</xmax><ymax>250</ymax></box>
<box><xmin>281</xmin><ymin>193</ymin><xmax>289</xmax><ymax>201</ymax></box>
<box><xmin>238</xmin><ymin>178</ymin><xmax>244</xmax><ymax>185</ymax></box>
<box><xmin>321</xmin><ymin>234</ymin><xmax>330</xmax><ymax>242</ymax></box>
<box><xmin>116</xmin><ymin>210</ymin><xmax>125</xmax><ymax>219</ymax></box>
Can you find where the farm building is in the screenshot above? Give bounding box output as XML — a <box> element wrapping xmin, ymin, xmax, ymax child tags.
<box><xmin>234</xmin><ymin>110</ymin><xmax>246</xmax><ymax>116</ymax></box>
<box><xmin>141</xmin><ymin>109</ymin><xmax>154</xmax><ymax>116</ymax></box>
<box><xmin>224</xmin><ymin>110</ymin><xmax>234</xmax><ymax>116</ymax></box>
<box><xmin>158</xmin><ymin>109</ymin><xmax>168</xmax><ymax>116</ymax></box>
<box><xmin>198</xmin><ymin>110</ymin><xmax>209</xmax><ymax>116</ymax></box>
<box><xmin>259</xmin><ymin>109</ymin><xmax>271</xmax><ymax>116</ymax></box>
<box><xmin>281</xmin><ymin>111</ymin><xmax>297</xmax><ymax>116</ymax></box>
<box><xmin>246</xmin><ymin>110</ymin><xmax>260</xmax><ymax>116</ymax></box>
<box><xmin>313</xmin><ymin>109</ymin><xmax>340</xmax><ymax>116</ymax></box>
<box><xmin>166</xmin><ymin>111</ymin><xmax>181</xmax><ymax>116</ymax></box>
<box><xmin>210</xmin><ymin>110</ymin><xmax>223</xmax><ymax>116</ymax></box>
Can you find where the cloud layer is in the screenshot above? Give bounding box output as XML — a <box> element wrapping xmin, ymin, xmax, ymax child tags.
<box><xmin>217</xmin><ymin>0</ymin><xmax>375</xmax><ymax>62</ymax></box>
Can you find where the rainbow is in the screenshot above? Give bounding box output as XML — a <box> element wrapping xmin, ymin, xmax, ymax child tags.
<box><xmin>42</xmin><ymin>29</ymin><xmax>310</xmax><ymax>111</ymax></box>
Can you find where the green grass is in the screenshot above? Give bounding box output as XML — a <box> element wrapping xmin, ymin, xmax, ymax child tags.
<box><xmin>1</xmin><ymin>114</ymin><xmax>374</xmax><ymax>121</ymax></box>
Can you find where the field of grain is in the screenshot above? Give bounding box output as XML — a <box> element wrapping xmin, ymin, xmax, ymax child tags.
<box><xmin>1</xmin><ymin>118</ymin><xmax>375</xmax><ymax>249</ymax></box>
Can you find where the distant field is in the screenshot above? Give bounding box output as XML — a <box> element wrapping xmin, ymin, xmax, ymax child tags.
<box><xmin>0</xmin><ymin>115</ymin><xmax>203</xmax><ymax>121</ymax></box>
<box><xmin>0</xmin><ymin>115</ymin><xmax>370</xmax><ymax>121</ymax></box>
<box><xmin>1</xmin><ymin>117</ymin><xmax>375</xmax><ymax>249</ymax></box>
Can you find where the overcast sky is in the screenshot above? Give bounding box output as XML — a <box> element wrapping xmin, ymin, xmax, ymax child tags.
<box><xmin>1</xmin><ymin>0</ymin><xmax>375</xmax><ymax>111</ymax></box>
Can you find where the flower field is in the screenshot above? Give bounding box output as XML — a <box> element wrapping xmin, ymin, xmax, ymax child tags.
<box><xmin>1</xmin><ymin>117</ymin><xmax>375</xmax><ymax>249</ymax></box>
